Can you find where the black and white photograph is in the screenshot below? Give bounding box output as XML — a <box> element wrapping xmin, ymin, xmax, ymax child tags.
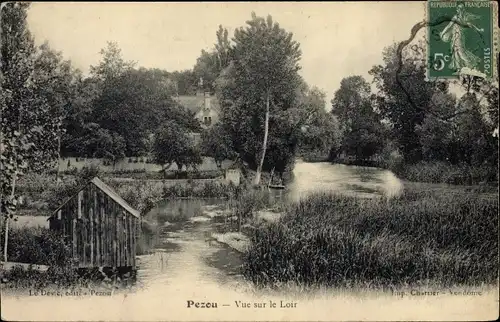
<box><xmin>1</xmin><ymin>1</ymin><xmax>498</xmax><ymax>321</ymax></box>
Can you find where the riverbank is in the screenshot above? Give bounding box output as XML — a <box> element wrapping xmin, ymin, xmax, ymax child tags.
<box><xmin>8</xmin><ymin>161</ymin><xmax>499</xmax><ymax>293</ymax></box>
<box><xmin>14</xmin><ymin>170</ymin><xmax>240</xmax><ymax>216</ymax></box>
<box><xmin>238</xmin><ymin>188</ymin><xmax>498</xmax><ymax>290</ymax></box>
<box><xmin>3</xmin><ymin>181</ymin><xmax>498</xmax><ymax>316</ymax></box>
<box><xmin>5</xmin><ymin>212</ymin><xmax>497</xmax><ymax>322</ymax></box>
<box><xmin>329</xmin><ymin>158</ymin><xmax>499</xmax><ymax>187</ymax></box>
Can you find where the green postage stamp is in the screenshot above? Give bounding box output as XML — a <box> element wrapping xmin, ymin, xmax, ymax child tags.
<box><xmin>427</xmin><ymin>0</ymin><xmax>498</xmax><ymax>79</ymax></box>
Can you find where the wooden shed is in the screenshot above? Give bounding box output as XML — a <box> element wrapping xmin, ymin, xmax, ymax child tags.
<box><xmin>49</xmin><ymin>177</ymin><xmax>140</xmax><ymax>270</ymax></box>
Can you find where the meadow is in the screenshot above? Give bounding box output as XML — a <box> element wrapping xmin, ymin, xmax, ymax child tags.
<box><xmin>242</xmin><ymin>190</ymin><xmax>498</xmax><ymax>289</ymax></box>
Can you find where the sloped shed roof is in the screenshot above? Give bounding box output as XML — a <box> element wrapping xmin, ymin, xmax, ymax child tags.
<box><xmin>51</xmin><ymin>177</ymin><xmax>140</xmax><ymax>219</ymax></box>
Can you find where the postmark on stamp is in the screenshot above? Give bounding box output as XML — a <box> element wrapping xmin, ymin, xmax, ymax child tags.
<box><xmin>427</xmin><ymin>0</ymin><xmax>497</xmax><ymax>79</ymax></box>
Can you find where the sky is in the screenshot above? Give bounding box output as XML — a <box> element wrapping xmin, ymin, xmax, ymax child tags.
<box><xmin>27</xmin><ymin>2</ymin><xmax>426</xmax><ymax>106</ymax></box>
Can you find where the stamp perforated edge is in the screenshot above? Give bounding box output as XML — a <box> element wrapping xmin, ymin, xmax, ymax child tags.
<box><xmin>425</xmin><ymin>1</ymin><xmax>430</xmax><ymax>81</ymax></box>
<box><xmin>491</xmin><ymin>0</ymin><xmax>499</xmax><ymax>79</ymax></box>
<box><xmin>424</xmin><ymin>0</ymin><xmax>499</xmax><ymax>81</ymax></box>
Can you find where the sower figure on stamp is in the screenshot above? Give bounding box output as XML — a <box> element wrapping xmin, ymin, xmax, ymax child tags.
<box><xmin>439</xmin><ymin>3</ymin><xmax>484</xmax><ymax>75</ymax></box>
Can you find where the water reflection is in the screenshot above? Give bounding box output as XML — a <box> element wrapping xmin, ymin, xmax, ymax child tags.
<box><xmin>288</xmin><ymin>161</ymin><xmax>403</xmax><ymax>201</ymax></box>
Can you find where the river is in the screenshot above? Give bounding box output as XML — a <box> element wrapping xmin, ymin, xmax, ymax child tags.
<box><xmin>135</xmin><ymin>161</ymin><xmax>404</xmax><ymax>293</ymax></box>
<box><xmin>288</xmin><ymin>160</ymin><xmax>404</xmax><ymax>200</ymax></box>
<box><xmin>4</xmin><ymin>161</ymin><xmax>498</xmax><ymax>321</ymax></box>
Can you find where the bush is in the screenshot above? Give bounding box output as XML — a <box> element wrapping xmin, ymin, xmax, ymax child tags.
<box><xmin>0</xmin><ymin>227</ymin><xmax>71</xmax><ymax>266</ymax></box>
<box><xmin>103</xmin><ymin>169</ymin><xmax>224</xmax><ymax>180</ymax></box>
<box><xmin>107</xmin><ymin>179</ymin><xmax>164</xmax><ymax>215</ymax></box>
<box><xmin>396</xmin><ymin>161</ymin><xmax>498</xmax><ymax>185</ymax></box>
<box><xmin>109</xmin><ymin>169</ymin><xmax>147</xmax><ymax>175</ymax></box>
<box><xmin>17</xmin><ymin>173</ymin><xmax>56</xmax><ymax>196</ymax></box>
<box><xmin>44</xmin><ymin>181</ymin><xmax>77</xmax><ymax>212</ymax></box>
<box><xmin>62</xmin><ymin>167</ymin><xmax>78</xmax><ymax>175</ymax></box>
<box><xmin>1</xmin><ymin>264</ymin><xmax>81</xmax><ymax>290</ymax></box>
<box><xmin>380</xmin><ymin>144</ymin><xmax>404</xmax><ymax>174</ymax></box>
<box><xmin>301</xmin><ymin>152</ymin><xmax>329</xmax><ymax>163</ymax></box>
<box><xmin>43</xmin><ymin>165</ymin><xmax>101</xmax><ymax>211</ymax></box>
<box><xmin>161</xmin><ymin>180</ymin><xmax>237</xmax><ymax>199</ymax></box>
<box><xmin>164</xmin><ymin>170</ymin><xmax>224</xmax><ymax>180</ymax></box>
<box><xmin>243</xmin><ymin>191</ymin><xmax>498</xmax><ymax>288</ymax></box>
<box><xmin>232</xmin><ymin>189</ymin><xmax>284</xmax><ymax>220</ymax></box>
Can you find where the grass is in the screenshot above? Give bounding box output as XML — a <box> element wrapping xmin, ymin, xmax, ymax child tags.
<box><xmin>300</xmin><ymin>152</ymin><xmax>330</xmax><ymax>163</ymax></box>
<box><xmin>102</xmin><ymin>169</ymin><xmax>226</xmax><ymax>180</ymax></box>
<box><xmin>1</xmin><ymin>263</ymin><xmax>136</xmax><ymax>293</ymax></box>
<box><xmin>394</xmin><ymin>161</ymin><xmax>498</xmax><ymax>185</ymax></box>
<box><xmin>107</xmin><ymin>178</ymin><xmax>239</xmax><ymax>201</ymax></box>
<box><xmin>163</xmin><ymin>180</ymin><xmax>239</xmax><ymax>198</ymax></box>
<box><xmin>211</xmin><ymin>188</ymin><xmax>288</xmax><ymax>234</ymax></box>
<box><xmin>332</xmin><ymin>157</ymin><xmax>383</xmax><ymax>168</ymax></box>
<box><xmin>243</xmin><ymin>190</ymin><xmax>498</xmax><ymax>290</ymax></box>
<box><xmin>332</xmin><ymin>155</ymin><xmax>498</xmax><ymax>187</ymax></box>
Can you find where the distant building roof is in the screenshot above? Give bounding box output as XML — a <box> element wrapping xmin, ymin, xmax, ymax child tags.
<box><xmin>50</xmin><ymin>177</ymin><xmax>140</xmax><ymax>219</ymax></box>
<box><xmin>174</xmin><ymin>95</ymin><xmax>219</xmax><ymax>114</ymax></box>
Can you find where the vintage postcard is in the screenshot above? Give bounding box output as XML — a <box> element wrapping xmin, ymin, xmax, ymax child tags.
<box><xmin>1</xmin><ymin>1</ymin><xmax>499</xmax><ymax>321</ymax></box>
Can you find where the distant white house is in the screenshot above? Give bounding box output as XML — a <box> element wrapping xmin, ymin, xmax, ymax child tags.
<box><xmin>173</xmin><ymin>78</ymin><xmax>219</xmax><ymax>130</ymax></box>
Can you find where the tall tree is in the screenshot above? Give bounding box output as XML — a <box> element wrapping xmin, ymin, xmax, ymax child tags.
<box><xmin>217</xmin><ymin>13</ymin><xmax>302</xmax><ymax>185</ymax></box>
<box><xmin>341</xmin><ymin>101</ymin><xmax>386</xmax><ymax>161</ymax></box>
<box><xmin>89</xmin><ymin>41</ymin><xmax>135</xmax><ymax>82</ymax></box>
<box><xmin>331</xmin><ymin>76</ymin><xmax>371</xmax><ymax>132</ymax></box>
<box><xmin>415</xmin><ymin>92</ymin><xmax>458</xmax><ymax>162</ymax></box>
<box><xmin>91</xmin><ymin>52</ymin><xmax>198</xmax><ymax>155</ymax></box>
<box><xmin>193</xmin><ymin>50</ymin><xmax>219</xmax><ymax>93</ymax></box>
<box><xmin>193</xmin><ymin>25</ymin><xmax>232</xmax><ymax>93</ymax></box>
<box><xmin>297</xmin><ymin>87</ymin><xmax>341</xmax><ymax>157</ymax></box>
<box><xmin>61</xmin><ymin>76</ymin><xmax>100</xmax><ymax>156</ymax></box>
<box><xmin>168</xmin><ymin>70</ymin><xmax>197</xmax><ymax>95</ymax></box>
<box><xmin>453</xmin><ymin>94</ymin><xmax>494</xmax><ymax>166</ymax></box>
<box><xmin>331</xmin><ymin>76</ymin><xmax>385</xmax><ymax>160</ymax></box>
<box><xmin>369</xmin><ymin>43</ymin><xmax>436</xmax><ymax>163</ymax></box>
<box><xmin>32</xmin><ymin>42</ymin><xmax>79</xmax><ymax>176</ymax></box>
<box><xmin>1</xmin><ymin>3</ymin><xmax>64</xmax><ymax>261</ymax></box>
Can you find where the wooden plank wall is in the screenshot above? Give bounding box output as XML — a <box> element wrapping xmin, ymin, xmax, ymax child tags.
<box><xmin>51</xmin><ymin>182</ymin><xmax>138</xmax><ymax>269</ymax></box>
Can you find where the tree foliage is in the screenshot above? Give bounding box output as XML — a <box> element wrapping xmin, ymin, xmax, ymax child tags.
<box><xmin>193</xmin><ymin>25</ymin><xmax>232</xmax><ymax>93</ymax></box>
<box><xmin>200</xmin><ymin>123</ymin><xmax>236</xmax><ymax>168</ymax></box>
<box><xmin>331</xmin><ymin>76</ymin><xmax>385</xmax><ymax>160</ymax></box>
<box><xmin>1</xmin><ymin>3</ymin><xmax>70</xmax><ymax>219</ymax></box>
<box><xmin>89</xmin><ymin>41</ymin><xmax>135</xmax><ymax>82</ymax></box>
<box><xmin>62</xmin><ymin>46</ymin><xmax>201</xmax><ymax>157</ymax></box>
<box><xmin>368</xmin><ymin>40</ymin><xmax>498</xmax><ymax>168</ymax></box>
<box><xmin>216</xmin><ymin>13</ymin><xmax>302</xmax><ymax>183</ymax></box>
<box><xmin>369</xmin><ymin>43</ymin><xmax>436</xmax><ymax>162</ymax></box>
<box><xmin>297</xmin><ymin>87</ymin><xmax>341</xmax><ymax>157</ymax></box>
<box><xmin>152</xmin><ymin>121</ymin><xmax>202</xmax><ymax>172</ymax></box>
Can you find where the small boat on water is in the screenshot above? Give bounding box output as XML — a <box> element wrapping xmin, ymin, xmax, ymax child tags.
<box><xmin>267</xmin><ymin>167</ymin><xmax>286</xmax><ymax>190</ymax></box>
